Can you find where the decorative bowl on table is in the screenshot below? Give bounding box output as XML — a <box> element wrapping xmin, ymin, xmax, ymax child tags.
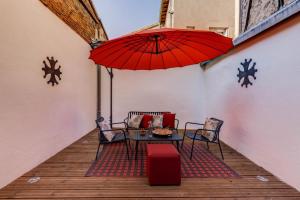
<box><xmin>152</xmin><ymin>128</ymin><xmax>173</xmax><ymax>137</ymax></box>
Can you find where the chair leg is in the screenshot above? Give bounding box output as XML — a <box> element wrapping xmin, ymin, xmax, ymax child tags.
<box><xmin>181</xmin><ymin>133</ymin><xmax>186</xmax><ymax>149</ymax></box>
<box><xmin>218</xmin><ymin>141</ymin><xmax>224</xmax><ymax>160</ymax></box>
<box><xmin>127</xmin><ymin>139</ymin><xmax>132</xmax><ymax>149</ymax></box>
<box><xmin>190</xmin><ymin>139</ymin><xmax>195</xmax><ymax>160</ymax></box>
<box><xmin>206</xmin><ymin>142</ymin><xmax>209</xmax><ymax>150</ymax></box>
<box><xmin>124</xmin><ymin>140</ymin><xmax>130</xmax><ymax>160</ymax></box>
<box><xmin>95</xmin><ymin>142</ymin><xmax>101</xmax><ymax>160</ymax></box>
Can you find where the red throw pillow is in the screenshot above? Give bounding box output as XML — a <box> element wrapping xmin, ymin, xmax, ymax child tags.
<box><xmin>163</xmin><ymin>113</ymin><xmax>176</xmax><ymax>129</ymax></box>
<box><xmin>140</xmin><ymin>115</ymin><xmax>153</xmax><ymax>128</ymax></box>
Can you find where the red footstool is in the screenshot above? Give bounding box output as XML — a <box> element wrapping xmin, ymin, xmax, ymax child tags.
<box><xmin>146</xmin><ymin>144</ymin><xmax>181</xmax><ymax>185</ymax></box>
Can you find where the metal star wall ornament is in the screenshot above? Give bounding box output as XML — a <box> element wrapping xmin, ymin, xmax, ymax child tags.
<box><xmin>42</xmin><ymin>56</ymin><xmax>62</xmax><ymax>86</ymax></box>
<box><xmin>237</xmin><ymin>58</ymin><xmax>258</xmax><ymax>88</ymax></box>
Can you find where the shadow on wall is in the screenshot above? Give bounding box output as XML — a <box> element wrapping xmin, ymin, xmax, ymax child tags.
<box><xmin>101</xmin><ymin>65</ymin><xmax>207</xmax><ymax>127</ymax></box>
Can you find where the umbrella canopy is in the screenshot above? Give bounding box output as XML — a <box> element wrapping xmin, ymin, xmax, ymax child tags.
<box><xmin>89</xmin><ymin>28</ymin><xmax>233</xmax><ymax>70</ymax></box>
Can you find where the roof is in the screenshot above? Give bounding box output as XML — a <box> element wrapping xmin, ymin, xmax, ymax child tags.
<box><xmin>40</xmin><ymin>0</ymin><xmax>108</xmax><ymax>43</ymax></box>
<box><xmin>159</xmin><ymin>0</ymin><xmax>170</xmax><ymax>25</ymax></box>
<box><xmin>131</xmin><ymin>23</ymin><xmax>160</xmax><ymax>33</ymax></box>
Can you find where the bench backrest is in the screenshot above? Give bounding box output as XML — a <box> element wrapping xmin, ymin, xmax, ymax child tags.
<box><xmin>128</xmin><ymin>111</ymin><xmax>170</xmax><ymax>119</ymax></box>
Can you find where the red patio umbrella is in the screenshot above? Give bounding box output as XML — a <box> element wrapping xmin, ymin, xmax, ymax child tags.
<box><xmin>89</xmin><ymin>28</ymin><xmax>233</xmax><ymax>70</ymax></box>
<box><xmin>89</xmin><ymin>28</ymin><xmax>233</xmax><ymax>125</ymax></box>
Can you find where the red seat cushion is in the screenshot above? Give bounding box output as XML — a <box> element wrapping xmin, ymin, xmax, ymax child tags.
<box><xmin>140</xmin><ymin>115</ymin><xmax>153</xmax><ymax>128</ymax></box>
<box><xmin>146</xmin><ymin>144</ymin><xmax>181</xmax><ymax>185</ymax></box>
<box><xmin>163</xmin><ymin>113</ymin><xmax>176</xmax><ymax>128</ymax></box>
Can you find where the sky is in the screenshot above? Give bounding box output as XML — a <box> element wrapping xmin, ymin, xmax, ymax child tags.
<box><xmin>93</xmin><ymin>0</ymin><xmax>161</xmax><ymax>39</ymax></box>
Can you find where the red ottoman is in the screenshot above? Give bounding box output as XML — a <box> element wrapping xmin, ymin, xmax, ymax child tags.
<box><xmin>146</xmin><ymin>144</ymin><xmax>181</xmax><ymax>185</ymax></box>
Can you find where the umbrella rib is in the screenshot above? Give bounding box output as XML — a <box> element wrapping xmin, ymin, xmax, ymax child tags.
<box><xmin>110</xmin><ymin>41</ymin><xmax>147</xmax><ymax>69</ymax></box>
<box><xmin>160</xmin><ymin>39</ymin><xmax>184</xmax><ymax>67</ymax></box>
<box><xmin>119</xmin><ymin>38</ymin><xmax>151</xmax><ymax>70</ymax></box>
<box><xmin>133</xmin><ymin>40</ymin><xmax>152</xmax><ymax>70</ymax></box>
<box><xmin>163</xmin><ymin>33</ymin><xmax>203</xmax><ymax>66</ymax></box>
<box><xmin>91</xmin><ymin>39</ymin><xmax>139</xmax><ymax>63</ymax></box>
<box><xmin>148</xmin><ymin>38</ymin><xmax>156</xmax><ymax>70</ymax></box>
<box><xmin>95</xmin><ymin>41</ymin><xmax>145</xmax><ymax>68</ymax></box>
<box><xmin>175</xmin><ymin>38</ymin><xmax>220</xmax><ymax>59</ymax></box>
<box><xmin>169</xmin><ymin>31</ymin><xmax>231</xmax><ymax>53</ymax></box>
<box><xmin>186</xmin><ymin>38</ymin><xmax>229</xmax><ymax>53</ymax></box>
<box><xmin>164</xmin><ymin>34</ymin><xmax>201</xmax><ymax>64</ymax></box>
<box><xmin>168</xmin><ymin>33</ymin><xmax>230</xmax><ymax>59</ymax></box>
<box><xmin>184</xmin><ymin>33</ymin><xmax>232</xmax><ymax>52</ymax></box>
<box><xmin>160</xmin><ymin>47</ymin><xmax>166</xmax><ymax>70</ymax></box>
<box><xmin>92</xmin><ymin>36</ymin><xmax>146</xmax><ymax>57</ymax></box>
<box><xmin>98</xmin><ymin>35</ymin><xmax>155</xmax><ymax>67</ymax></box>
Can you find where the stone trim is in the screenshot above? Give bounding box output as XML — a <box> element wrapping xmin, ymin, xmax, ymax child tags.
<box><xmin>234</xmin><ymin>0</ymin><xmax>300</xmax><ymax>45</ymax></box>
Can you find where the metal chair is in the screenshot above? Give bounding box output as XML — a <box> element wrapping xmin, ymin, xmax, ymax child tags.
<box><xmin>181</xmin><ymin>118</ymin><xmax>224</xmax><ymax>160</ymax></box>
<box><xmin>95</xmin><ymin>117</ymin><xmax>130</xmax><ymax>160</ymax></box>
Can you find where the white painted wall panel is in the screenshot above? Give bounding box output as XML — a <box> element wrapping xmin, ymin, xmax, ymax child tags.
<box><xmin>101</xmin><ymin>65</ymin><xmax>206</xmax><ymax>128</ymax></box>
<box><xmin>204</xmin><ymin>16</ymin><xmax>300</xmax><ymax>191</ymax></box>
<box><xmin>0</xmin><ymin>0</ymin><xmax>96</xmax><ymax>188</ymax></box>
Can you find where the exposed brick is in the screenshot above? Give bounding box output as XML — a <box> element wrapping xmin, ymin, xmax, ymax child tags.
<box><xmin>40</xmin><ymin>0</ymin><xmax>107</xmax><ymax>43</ymax></box>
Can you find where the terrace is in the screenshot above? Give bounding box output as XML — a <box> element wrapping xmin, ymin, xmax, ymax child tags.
<box><xmin>0</xmin><ymin>0</ymin><xmax>299</xmax><ymax>199</ymax></box>
<box><xmin>1</xmin><ymin>130</ymin><xmax>299</xmax><ymax>199</ymax></box>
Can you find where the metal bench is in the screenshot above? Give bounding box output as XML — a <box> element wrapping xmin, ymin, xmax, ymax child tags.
<box><xmin>124</xmin><ymin>111</ymin><xmax>179</xmax><ymax>130</ymax></box>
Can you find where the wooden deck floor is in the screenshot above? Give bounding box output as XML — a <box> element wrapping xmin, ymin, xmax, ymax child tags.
<box><xmin>0</xmin><ymin>130</ymin><xmax>299</xmax><ymax>199</ymax></box>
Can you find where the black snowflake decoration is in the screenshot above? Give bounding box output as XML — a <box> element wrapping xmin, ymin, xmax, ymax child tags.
<box><xmin>237</xmin><ymin>58</ymin><xmax>258</xmax><ymax>88</ymax></box>
<box><xmin>42</xmin><ymin>56</ymin><xmax>62</xmax><ymax>86</ymax></box>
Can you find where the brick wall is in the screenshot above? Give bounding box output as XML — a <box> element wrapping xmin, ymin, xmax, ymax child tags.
<box><xmin>240</xmin><ymin>0</ymin><xmax>297</xmax><ymax>32</ymax></box>
<box><xmin>40</xmin><ymin>0</ymin><xmax>107</xmax><ymax>43</ymax></box>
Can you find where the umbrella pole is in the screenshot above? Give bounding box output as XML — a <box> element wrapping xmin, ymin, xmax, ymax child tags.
<box><xmin>110</xmin><ymin>68</ymin><xmax>113</xmax><ymax>127</ymax></box>
<box><xmin>97</xmin><ymin>64</ymin><xmax>101</xmax><ymax>119</ymax></box>
<box><xmin>105</xmin><ymin>67</ymin><xmax>113</xmax><ymax>127</ymax></box>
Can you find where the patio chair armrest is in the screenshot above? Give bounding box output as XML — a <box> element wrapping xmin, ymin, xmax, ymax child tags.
<box><xmin>111</xmin><ymin>121</ymin><xmax>127</xmax><ymax>128</ymax></box>
<box><xmin>123</xmin><ymin>117</ymin><xmax>129</xmax><ymax>127</ymax></box>
<box><xmin>195</xmin><ymin>128</ymin><xmax>215</xmax><ymax>133</ymax></box>
<box><xmin>102</xmin><ymin>128</ymin><xmax>124</xmax><ymax>133</ymax></box>
<box><xmin>184</xmin><ymin>122</ymin><xmax>204</xmax><ymax>130</ymax></box>
<box><xmin>195</xmin><ymin>128</ymin><xmax>216</xmax><ymax>134</ymax></box>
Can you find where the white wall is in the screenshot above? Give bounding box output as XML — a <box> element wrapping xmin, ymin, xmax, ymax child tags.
<box><xmin>101</xmin><ymin>65</ymin><xmax>206</xmax><ymax>128</ymax></box>
<box><xmin>0</xmin><ymin>0</ymin><xmax>96</xmax><ymax>188</ymax></box>
<box><xmin>173</xmin><ymin>0</ymin><xmax>236</xmax><ymax>38</ymax></box>
<box><xmin>204</xmin><ymin>16</ymin><xmax>300</xmax><ymax>191</ymax></box>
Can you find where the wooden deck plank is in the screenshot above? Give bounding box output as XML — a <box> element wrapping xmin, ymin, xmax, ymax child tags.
<box><xmin>0</xmin><ymin>129</ymin><xmax>299</xmax><ymax>199</ymax></box>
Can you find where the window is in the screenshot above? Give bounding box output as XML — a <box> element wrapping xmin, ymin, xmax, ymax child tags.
<box><xmin>209</xmin><ymin>27</ymin><xmax>229</xmax><ymax>36</ymax></box>
<box><xmin>186</xmin><ymin>26</ymin><xmax>195</xmax><ymax>30</ymax></box>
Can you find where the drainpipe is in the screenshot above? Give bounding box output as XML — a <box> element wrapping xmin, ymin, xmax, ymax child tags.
<box><xmin>90</xmin><ymin>40</ymin><xmax>102</xmax><ymax>120</ymax></box>
<box><xmin>105</xmin><ymin>67</ymin><xmax>113</xmax><ymax>128</ymax></box>
<box><xmin>169</xmin><ymin>0</ymin><xmax>175</xmax><ymax>28</ymax></box>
